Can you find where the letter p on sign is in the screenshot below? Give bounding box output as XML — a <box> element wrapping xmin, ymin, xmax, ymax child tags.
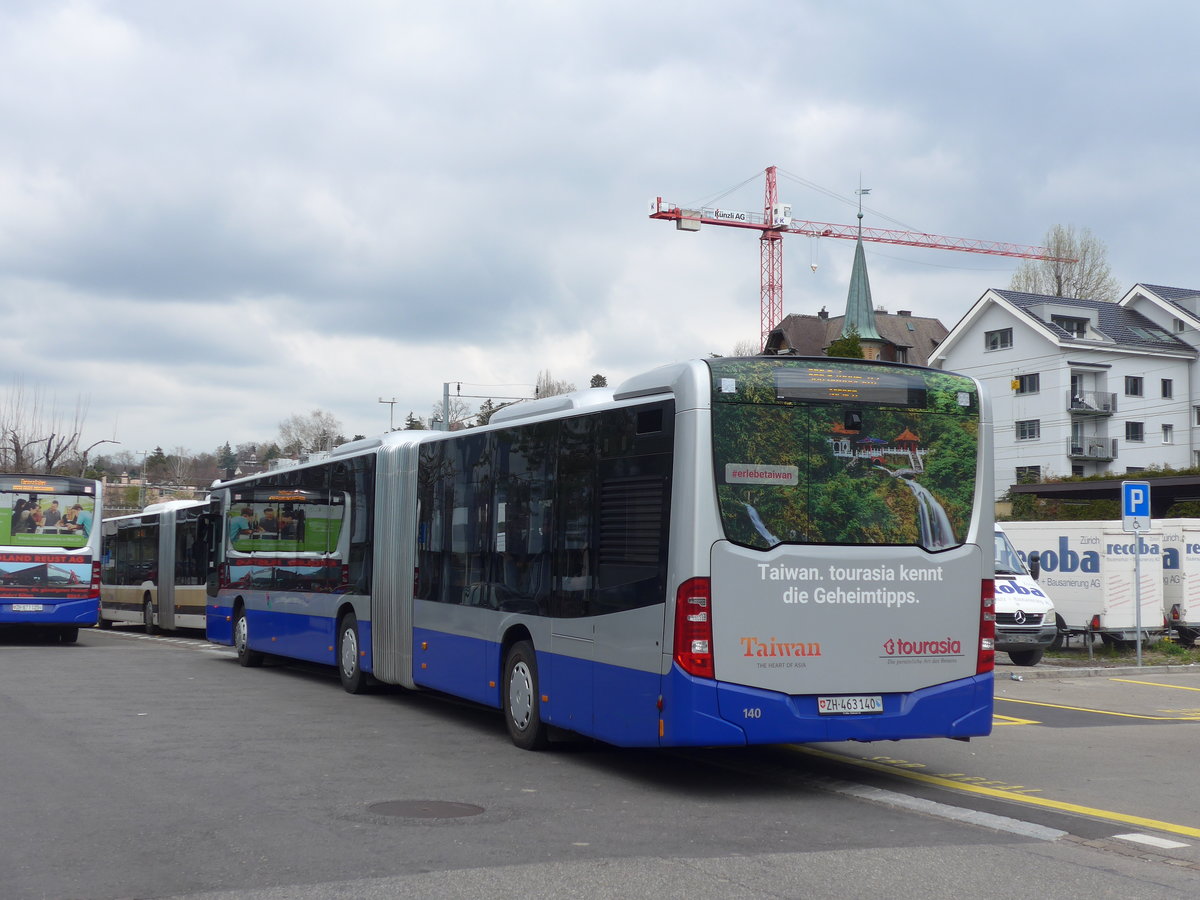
<box><xmin>1122</xmin><ymin>480</ymin><xmax>1151</xmax><ymax>533</ymax></box>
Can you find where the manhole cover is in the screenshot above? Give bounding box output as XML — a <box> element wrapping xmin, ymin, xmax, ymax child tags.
<box><xmin>367</xmin><ymin>800</ymin><xmax>485</xmax><ymax>819</ymax></box>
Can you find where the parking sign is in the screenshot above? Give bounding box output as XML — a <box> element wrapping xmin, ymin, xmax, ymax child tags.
<box><xmin>1122</xmin><ymin>480</ymin><xmax>1150</xmax><ymax>532</ymax></box>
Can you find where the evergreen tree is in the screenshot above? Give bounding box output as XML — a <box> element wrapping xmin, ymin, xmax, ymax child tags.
<box><xmin>825</xmin><ymin>328</ymin><xmax>865</xmax><ymax>359</ymax></box>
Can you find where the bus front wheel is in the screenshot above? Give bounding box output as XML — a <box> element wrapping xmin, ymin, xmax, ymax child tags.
<box><xmin>338</xmin><ymin>612</ymin><xmax>368</xmax><ymax>694</ymax></box>
<box><xmin>233</xmin><ymin>607</ymin><xmax>264</xmax><ymax>668</ymax></box>
<box><xmin>503</xmin><ymin>641</ymin><xmax>549</xmax><ymax>750</ymax></box>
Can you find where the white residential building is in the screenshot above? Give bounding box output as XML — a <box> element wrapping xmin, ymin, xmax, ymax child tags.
<box><xmin>930</xmin><ymin>285</ymin><xmax>1200</xmax><ymax>501</ymax></box>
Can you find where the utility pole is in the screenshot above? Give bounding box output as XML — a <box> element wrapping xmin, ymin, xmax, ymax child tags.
<box><xmin>378</xmin><ymin>397</ymin><xmax>398</xmax><ymax>431</ymax></box>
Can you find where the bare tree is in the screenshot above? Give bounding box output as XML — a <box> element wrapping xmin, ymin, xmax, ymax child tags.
<box><xmin>535</xmin><ymin>370</ymin><xmax>576</xmax><ymax>399</ymax></box>
<box><xmin>278</xmin><ymin>409</ymin><xmax>344</xmax><ymax>455</ymax></box>
<box><xmin>1009</xmin><ymin>224</ymin><xmax>1121</xmax><ymax>301</ymax></box>
<box><xmin>0</xmin><ymin>380</ymin><xmax>91</xmax><ymax>473</ymax></box>
<box><xmin>165</xmin><ymin>446</ymin><xmax>194</xmax><ymax>485</ymax></box>
<box><xmin>430</xmin><ymin>397</ymin><xmax>472</xmax><ymax>431</ymax></box>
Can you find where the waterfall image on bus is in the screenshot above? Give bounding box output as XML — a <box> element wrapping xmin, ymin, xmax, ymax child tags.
<box><xmin>100</xmin><ymin>499</ymin><xmax>217</xmax><ymax>632</ymax></box>
<box><xmin>0</xmin><ymin>473</ymin><xmax>104</xmax><ymax>642</ymax></box>
<box><xmin>205</xmin><ymin>357</ymin><xmax>995</xmax><ymax>749</ymax></box>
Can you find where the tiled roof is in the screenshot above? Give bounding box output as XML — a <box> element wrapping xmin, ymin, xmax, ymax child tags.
<box><xmin>767</xmin><ymin>311</ymin><xmax>947</xmax><ymax>365</ymax></box>
<box><xmin>1135</xmin><ymin>284</ymin><xmax>1200</xmax><ymax>322</ymax></box>
<box><xmin>993</xmin><ymin>289</ymin><xmax>1194</xmax><ymax>352</ymax></box>
<box><xmin>1138</xmin><ymin>283</ymin><xmax>1200</xmax><ymax>304</ymax></box>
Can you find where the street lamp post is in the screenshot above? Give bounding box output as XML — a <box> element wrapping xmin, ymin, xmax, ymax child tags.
<box><xmin>138</xmin><ymin>450</ymin><xmax>149</xmax><ymax>508</ymax></box>
<box><xmin>378</xmin><ymin>397</ymin><xmax>398</xmax><ymax>432</ymax></box>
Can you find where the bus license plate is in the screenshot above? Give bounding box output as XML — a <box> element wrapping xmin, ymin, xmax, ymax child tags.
<box><xmin>11</xmin><ymin>604</ymin><xmax>44</xmax><ymax>612</ymax></box>
<box><xmin>818</xmin><ymin>695</ymin><xmax>883</xmax><ymax>715</ymax></box>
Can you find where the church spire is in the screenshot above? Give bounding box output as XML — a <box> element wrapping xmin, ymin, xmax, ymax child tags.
<box><xmin>842</xmin><ymin>193</ymin><xmax>882</xmax><ymax>341</ymax></box>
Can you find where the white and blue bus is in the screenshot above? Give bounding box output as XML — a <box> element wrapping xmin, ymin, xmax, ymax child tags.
<box><xmin>0</xmin><ymin>473</ymin><xmax>103</xmax><ymax>642</ymax></box>
<box><xmin>207</xmin><ymin>356</ymin><xmax>995</xmax><ymax>748</ymax></box>
<box><xmin>100</xmin><ymin>499</ymin><xmax>217</xmax><ymax>632</ymax></box>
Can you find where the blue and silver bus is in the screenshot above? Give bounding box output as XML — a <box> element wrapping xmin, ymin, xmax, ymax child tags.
<box><xmin>0</xmin><ymin>473</ymin><xmax>103</xmax><ymax>642</ymax></box>
<box><xmin>207</xmin><ymin>356</ymin><xmax>995</xmax><ymax>748</ymax></box>
<box><xmin>100</xmin><ymin>499</ymin><xmax>216</xmax><ymax>632</ymax></box>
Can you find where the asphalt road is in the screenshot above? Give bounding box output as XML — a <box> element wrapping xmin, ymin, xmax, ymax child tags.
<box><xmin>2</xmin><ymin>626</ymin><xmax>1199</xmax><ymax>899</ymax></box>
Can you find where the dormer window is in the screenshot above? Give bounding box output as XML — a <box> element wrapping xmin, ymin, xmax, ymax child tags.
<box><xmin>1051</xmin><ymin>315</ymin><xmax>1089</xmax><ymax>338</ymax></box>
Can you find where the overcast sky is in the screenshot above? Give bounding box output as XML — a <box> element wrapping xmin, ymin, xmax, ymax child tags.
<box><xmin>3</xmin><ymin>0</ymin><xmax>1197</xmax><ymax>459</ymax></box>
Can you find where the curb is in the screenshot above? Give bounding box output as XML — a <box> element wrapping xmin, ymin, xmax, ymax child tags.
<box><xmin>997</xmin><ymin>662</ymin><xmax>1200</xmax><ymax>680</ymax></box>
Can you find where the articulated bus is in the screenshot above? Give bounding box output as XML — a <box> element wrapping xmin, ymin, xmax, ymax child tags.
<box><xmin>100</xmin><ymin>499</ymin><xmax>216</xmax><ymax>632</ymax></box>
<box><xmin>207</xmin><ymin>356</ymin><xmax>995</xmax><ymax>749</ymax></box>
<box><xmin>0</xmin><ymin>473</ymin><xmax>103</xmax><ymax>642</ymax></box>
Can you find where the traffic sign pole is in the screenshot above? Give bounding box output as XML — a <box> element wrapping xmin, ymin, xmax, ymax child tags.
<box><xmin>1122</xmin><ymin>481</ymin><xmax>1151</xmax><ymax>666</ymax></box>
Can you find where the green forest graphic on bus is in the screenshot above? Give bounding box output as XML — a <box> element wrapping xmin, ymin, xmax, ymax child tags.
<box><xmin>709</xmin><ymin>358</ymin><xmax>979</xmax><ymax>550</ymax></box>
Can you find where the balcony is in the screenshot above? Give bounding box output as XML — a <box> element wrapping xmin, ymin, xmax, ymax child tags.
<box><xmin>1067</xmin><ymin>437</ymin><xmax>1117</xmax><ymax>461</ymax></box>
<box><xmin>1067</xmin><ymin>390</ymin><xmax>1116</xmax><ymax>416</ymax></box>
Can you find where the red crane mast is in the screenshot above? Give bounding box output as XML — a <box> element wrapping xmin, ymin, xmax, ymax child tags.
<box><xmin>649</xmin><ymin>166</ymin><xmax>1073</xmax><ymax>347</ymax></box>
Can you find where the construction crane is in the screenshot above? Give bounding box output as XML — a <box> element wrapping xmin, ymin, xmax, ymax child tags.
<box><xmin>649</xmin><ymin>165</ymin><xmax>1074</xmax><ymax>347</ymax></box>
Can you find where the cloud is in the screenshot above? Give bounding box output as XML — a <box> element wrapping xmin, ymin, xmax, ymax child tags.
<box><xmin>1</xmin><ymin>1</ymin><xmax>1198</xmax><ymax>457</ymax></box>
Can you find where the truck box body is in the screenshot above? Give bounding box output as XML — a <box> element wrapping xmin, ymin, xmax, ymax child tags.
<box><xmin>1002</xmin><ymin>521</ymin><xmax>1163</xmax><ymax>642</ymax></box>
<box><xmin>1159</xmin><ymin>519</ymin><xmax>1200</xmax><ymax>644</ymax></box>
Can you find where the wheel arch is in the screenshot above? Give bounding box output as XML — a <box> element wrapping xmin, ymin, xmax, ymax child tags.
<box><xmin>499</xmin><ymin>624</ymin><xmax>535</xmax><ymax>680</ymax></box>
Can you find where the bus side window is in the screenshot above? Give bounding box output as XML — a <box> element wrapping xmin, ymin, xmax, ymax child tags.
<box><xmin>554</xmin><ymin>416</ymin><xmax>594</xmax><ymax>619</ymax></box>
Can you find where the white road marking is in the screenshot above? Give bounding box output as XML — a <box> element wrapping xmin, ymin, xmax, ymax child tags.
<box><xmin>832</xmin><ymin>781</ymin><xmax>1067</xmax><ymax>841</ymax></box>
<box><xmin>1112</xmin><ymin>833</ymin><xmax>1190</xmax><ymax>850</ymax></box>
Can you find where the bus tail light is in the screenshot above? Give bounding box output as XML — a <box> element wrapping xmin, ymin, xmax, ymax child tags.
<box><xmin>977</xmin><ymin>579</ymin><xmax>995</xmax><ymax>674</ymax></box>
<box><xmin>90</xmin><ymin>562</ymin><xmax>102</xmax><ymax>595</ymax></box>
<box><xmin>673</xmin><ymin>577</ymin><xmax>714</xmax><ymax>679</ymax></box>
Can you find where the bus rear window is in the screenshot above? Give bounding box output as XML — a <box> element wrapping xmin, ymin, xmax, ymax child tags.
<box><xmin>0</xmin><ymin>476</ymin><xmax>98</xmax><ymax>549</ymax></box>
<box><xmin>709</xmin><ymin>358</ymin><xmax>980</xmax><ymax>551</ymax></box>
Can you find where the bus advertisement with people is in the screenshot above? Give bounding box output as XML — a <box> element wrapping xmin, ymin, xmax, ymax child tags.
<box><xmin>206</xmin><ymin>356</ymin><xmax>994</xmax><ymax>749</ymax></box>
<box><xmin>0</xmin><ymin>474</ymin><xmax>103</xmax><ymax>641</ymax></box>
<box><xmin>100</xmin><ymin>499</ymin><xmax>216</xmax><ymax>632</ymax></box>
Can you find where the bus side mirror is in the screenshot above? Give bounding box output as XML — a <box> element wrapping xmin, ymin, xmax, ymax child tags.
<box><xmin>1028</xmin><ymin>551</ymin><xmax>1040</xmax><ymax>581</ymax></box>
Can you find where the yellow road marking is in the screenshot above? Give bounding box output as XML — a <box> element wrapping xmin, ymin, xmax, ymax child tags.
<box><xmin>1111</xmin><ymin>678</ymin><xmax>1200</xmax><ymax>693</ymax></box>
<box><xmin>997</xmin><ymin>696</ymin><xmax>1200</xmax><ymax>721</ymax></box>
<box><xmin>791</xmin><ymin>745</ymin><xmax>1200</xmax><ymax>839</ymax></box>
<box><xmin>993</xmin><ymin>713</ymin><xmax>1040</xmax><ymax>726</ymax></box>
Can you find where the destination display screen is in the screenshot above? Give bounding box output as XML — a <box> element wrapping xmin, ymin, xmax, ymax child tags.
<box><xmin>774</xmin><ymin>366</ymin><xmax>928</xmax><ymax>408</ymax></box>
<box><xmin>0</xmin><ymin>476</ymin><xmax>96</xmax><ymax>495</ymax></box>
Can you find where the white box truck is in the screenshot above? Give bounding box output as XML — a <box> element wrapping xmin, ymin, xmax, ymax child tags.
<box><xmin>993</xmin><ymin>525</ymin><xmax>1057</xmax><ymax>665</ymax></box>
<box><xmin>1002</xmin><ymin>521</ymin><xmax>1164</xmax><ymax>646</ymax></box>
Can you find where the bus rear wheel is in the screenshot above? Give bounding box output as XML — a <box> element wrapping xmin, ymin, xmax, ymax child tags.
<box><xmin>59</xmin><ymin>627</ymin><xmax>78</xmax><ymax>643</ymax></box>
<box><xmin>338</xmin><ymin>612</ymin><xmax>368</xmax><ymax>694</ymax></box>
<box><xmin>233</xmin><ymin>606</ymin><xmax>264</xmax><ymax>668</ymax></box>
<box><xmin>143</xmin><ymin>597</ymin><xmax>158</xmax><ymax>635</ymax></box>
<box><xmin>503</xmin><ymin>641</ymin><xmax>549</xmax><ymax>750</ymax></box>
